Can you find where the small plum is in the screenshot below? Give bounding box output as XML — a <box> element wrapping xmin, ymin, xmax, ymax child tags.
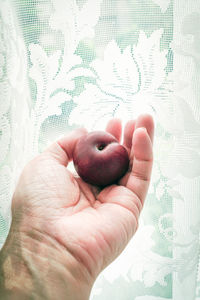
<box><xmin>72</xmin><ymin>131</ymin><xmax>129</xmax><ymax>187</ymax></box>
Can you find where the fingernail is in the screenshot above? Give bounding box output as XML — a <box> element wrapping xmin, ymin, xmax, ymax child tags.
<box><xmin>141</xmin><ymin>127</ymin><xmax>147</xmax><ymax>132</ymax></box>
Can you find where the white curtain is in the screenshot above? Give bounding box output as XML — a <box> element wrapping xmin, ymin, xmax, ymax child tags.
<box><xmin>0</xmin><ymin>0</ymin><xmax>200</xmax><ymax>299</ymax></box>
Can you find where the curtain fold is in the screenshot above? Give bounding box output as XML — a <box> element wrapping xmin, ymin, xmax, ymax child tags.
<box><xmin>0</xmin><ymin>0</ymin><xmax>200</xmax><ymax>299</ymax></box>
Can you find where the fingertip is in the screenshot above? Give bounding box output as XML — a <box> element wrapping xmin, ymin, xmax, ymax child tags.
<box><xmin>106</xmin><ymin>118</ymin><xmax>122</xmax><ymax>142</ymax></box>
<box><xmin>62</xmin><ymin>127</ymin><xmax>88</xmax><ymax>141</ymax></box>
<box><xmin>135</xmin><ymin>114</ymin><xmax>154</xmax><ymax>144</ymax></box>
<box><xmin>137</xmin><ymin>113</ymin><xmax>154</xmax><ymax>123</ymax></box>
<box><xmin>123</xmin><ymin>119</ymin><xmax>136</xmax><ymax>150</ymax></box>
<box><xmin>124</xmin><ymin>119</ymin><xmax>136</xmax><ymax>129</ymax></box>
<box><xmin>73</xmin><ymin>127</ymin><xmax>88</xmax><ymax>135</ymax></box>
<box><xmin>133</xmin><ymin>127</ymin><xmax>153</xmax><ymax>161</ymax></box>
<box><xmin>133</xmin><ymin>126</ymin><xmax>148</xmax><ymax>139</ymax></box>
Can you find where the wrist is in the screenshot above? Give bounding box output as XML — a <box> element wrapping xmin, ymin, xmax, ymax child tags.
<box><xmin>0</xmin><ymin>223</ymin><xmax>93</xmax><ymax>300</ymax></box>
<box><xmin>0</xmin><ymin>226</ymin><xmax>33</xmax><ymax>300</ymax></box>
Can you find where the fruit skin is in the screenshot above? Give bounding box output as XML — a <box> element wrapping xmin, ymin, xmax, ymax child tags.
<box><xmin>72</xmin><ymin>131</ymin><xmax>129</xmax><ymax>187</ymax></box>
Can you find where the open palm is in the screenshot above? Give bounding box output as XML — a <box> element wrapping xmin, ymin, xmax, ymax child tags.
<box><xmin>12</xmin><ymin>114</ymin><xmax>154</xmax><ymax>281</ymax></box>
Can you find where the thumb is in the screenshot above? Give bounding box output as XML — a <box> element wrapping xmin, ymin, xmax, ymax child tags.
<box><xmin>43</xmin><ymin>128</ymin><xmax>88</xmax><ymax>166</ymax></box>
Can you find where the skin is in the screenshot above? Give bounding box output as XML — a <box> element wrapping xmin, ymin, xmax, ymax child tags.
<box><xmin>0</xmin><ymin>114</ymin><xmax>154</xmax><ymax>300</ymax></box>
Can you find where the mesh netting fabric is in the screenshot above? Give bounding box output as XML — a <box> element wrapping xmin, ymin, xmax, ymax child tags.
<box><xmin>0</xmin><ymin>1</ymin><xmax>200</xmax><ymax>299</ymax></box>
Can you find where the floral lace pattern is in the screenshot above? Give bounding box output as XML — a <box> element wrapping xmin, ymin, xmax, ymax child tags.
<box><xmin>0</xmin><ymin>0</ymin><xmax>200</xmax><ymax>299</ymax></box>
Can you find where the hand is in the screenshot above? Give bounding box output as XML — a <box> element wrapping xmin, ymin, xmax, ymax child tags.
<box><xmin>0</xmin><ymin>114</ymin><xmax>154</xmax><ymax>300</ymax></box>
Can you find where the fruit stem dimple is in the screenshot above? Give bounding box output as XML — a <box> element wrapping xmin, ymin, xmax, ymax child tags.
<box><xmin>97</xmin><ymin>144</ymin><xmax>106</xmax><ymax>151</ymax></box>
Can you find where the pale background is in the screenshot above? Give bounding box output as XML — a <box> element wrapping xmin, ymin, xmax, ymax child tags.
<box><xmin>0</xmin><ymin>0</ymin><xmax>200</xmax><ymax>299</ymax></box>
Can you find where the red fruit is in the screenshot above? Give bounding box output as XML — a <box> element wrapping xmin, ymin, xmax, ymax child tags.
<box><xmin>72</xmin><ymin>131</ymin><xmax>129</xmax><ymax>187</ymax></box>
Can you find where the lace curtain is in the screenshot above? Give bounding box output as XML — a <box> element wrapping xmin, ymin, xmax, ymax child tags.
<box><xmin>0</xmin><ymin>0</ymin><xmax>200</xmax><ymax>299</ymax></box>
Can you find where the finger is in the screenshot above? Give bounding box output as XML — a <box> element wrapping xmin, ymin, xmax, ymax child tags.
<box><xmin>43</xmin><ymin>128</ymin><xmax>88</xmax><ymax>166</ymax></box>
<box><xmin>126</xmin><ymin>127</ymin><xmax>153</xmax><ymax>206</ymax></box>
<box><xmin>118</xmin><ymin>121</ymin><xmax>149</xmax><ymax>186</ymax></box>
<box><xmin>123</xmin><ymin>120</ymin><xmax>136</xmax><ymax>155</ymax></box>
<box><xmin>129</xmin><ymin>114</ymin><xmax>154</xmax><ymax>168</ymax></box>
<box><xmin>105</xmin><ymin>118</ymin><xmax>122</xmax><ymax>142</ymax></box>
<box><xmin>134</xmin><ymin>113</ymin><xmax>154</xmax><ymax>144</ymax></box>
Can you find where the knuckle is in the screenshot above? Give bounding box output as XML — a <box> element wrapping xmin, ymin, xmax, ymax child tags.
<box><xmin>132</xmin><ymin>171</ymin><xmax>150</xmax><ymax>182</ymax></box>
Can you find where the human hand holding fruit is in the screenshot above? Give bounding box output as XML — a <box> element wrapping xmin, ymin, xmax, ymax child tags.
<box><xmin>0</xmin><ymin>114</ymin><xmax>154</xmax><ymax>300</ymax></box>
